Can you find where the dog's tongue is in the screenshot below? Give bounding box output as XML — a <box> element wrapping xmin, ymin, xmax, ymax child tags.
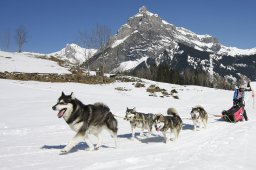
<box><xmin>57</xmin><ymin>110</ymin><xmax>65</xmax><ymax>118</ymax></box>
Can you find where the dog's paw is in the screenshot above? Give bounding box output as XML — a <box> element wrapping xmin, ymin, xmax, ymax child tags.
<box><xmin>59</xmin><ymin>149</ymin><xmax>68</xmax><ymax>155</ymax></box>
<box><xmin>130</xmin><ymin>137</ymin><xmax>135</xmax><ymax>141</ymax></box>
<box><xmin>164</xmin><ymin>140</ymin><xmax>169</xmax><ymax>144</ymax></box>
<box><xmin>147</xmin><ymin>133</ymin><xmax>152</xmax><ymax>137</ymax></box>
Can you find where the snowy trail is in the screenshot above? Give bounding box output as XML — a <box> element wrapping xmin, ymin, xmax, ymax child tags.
<box><xmin>0</xmin><ymin>79</ymin><xmax>256</xmax><ymax>170</ymax></box>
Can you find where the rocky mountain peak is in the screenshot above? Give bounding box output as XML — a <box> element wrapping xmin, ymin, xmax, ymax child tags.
<box><xmin>50</xmin><ymin>43</ymin><xmax>97</xmax><ymax>65</ymax></box>
<box><xmin>139</xmin><ymin>6</ymin><xmax>148</xmax><ymax>14</ymax></box>
<box><xmin>87</xmin><ymin>7</ymin><xmax>256</xmax><ymax>82</ymax></box>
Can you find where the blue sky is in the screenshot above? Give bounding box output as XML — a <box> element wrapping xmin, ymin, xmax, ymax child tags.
<box><xmin>0</xmin><ymin>0</ymin><xmax>255</xmax><ymax>53</ymax></box>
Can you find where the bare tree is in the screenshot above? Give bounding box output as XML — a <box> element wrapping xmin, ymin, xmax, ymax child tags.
<box><xmin>15</xmin><ymin>26</ymin><xmax>27</xmax><ymax>52</ymax></box>
<box><xmin>94</xmin><ymin>24</ymin><xmax>111</xmax><ymax>48</ymax></box>
<box><xmin>2</xmin><ymin>29</ymin><xmax>11</xmax><ymax>51</ymax></box>
<box><xmin>79</xmin><ymin>31</ymin><xmax>95</xmax><ymax>75</ymax></box>
<box><xmin>93</xmin><ymin>24</ymin><xmax>111</xmax><ymax>77</ymax></box>
<box><xmin>80</xmin><ymin>24</ymin><xmax>111</xmax><ymax>78</ymax></box>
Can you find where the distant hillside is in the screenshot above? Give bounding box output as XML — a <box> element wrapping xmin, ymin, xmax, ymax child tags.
<box><xmin>0</xmin><ymin>51</ymin><xmax>70</xmax><ymax>74</ymax></box>
<box><xmin>0</xmin><ymin>50</ymin><xmax>113</xmax><ymax>84</ymax></box>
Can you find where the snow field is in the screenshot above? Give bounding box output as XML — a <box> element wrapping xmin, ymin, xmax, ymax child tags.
<box><xmin>0</xmin><ymin>51</ymin><xmax>70</xmax><ymax>74</ymax></box>
<box><xmin>0</xmin><ymin>79</ymin><xmax>255</xmax><ymax>170</ymax></box>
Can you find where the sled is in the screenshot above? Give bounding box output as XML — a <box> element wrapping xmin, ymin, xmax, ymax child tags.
<box><xmin>219</xmin><ymin>105</ymin><xmax>244</xmax><ymax>123</ymax></box>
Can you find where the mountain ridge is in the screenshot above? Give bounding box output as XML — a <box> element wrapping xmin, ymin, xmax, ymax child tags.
<box><xmin>50</xmin><ymin>43</ymin><xmax>97</xmax><ymax>65</ymax></box>
<box><xmin>87</xmin><ymin>6</ymin><xmax>256</xmax><ymax>83</ymax></box>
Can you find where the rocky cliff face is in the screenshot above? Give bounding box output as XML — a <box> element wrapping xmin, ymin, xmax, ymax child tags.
<box><xmin>88</xmin><ymin>6</ymin><xmax>256</xmax><ymax>82</ymax></box>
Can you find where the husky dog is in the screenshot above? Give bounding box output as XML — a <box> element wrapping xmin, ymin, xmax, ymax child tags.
<box><xmin>154</xmin><ymin>108</ymin><xmax>183</xmax><ymax>143</ymax></box>
<box><xmin>52</xmin><ymin>92</ymin><xmax>118</xmax><ymax>154</ymax></box>
<box><xmin>124</xmin><ymin>107</ymin><xmax>155</xmax><ymax>139</ymax></box>
<box><xmin>190</xmin><ymin>105</ymin><xmax>208</xmax><ymax>130</ymax></box>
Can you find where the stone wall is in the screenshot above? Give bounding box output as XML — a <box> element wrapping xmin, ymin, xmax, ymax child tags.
<box><xmin>0</xmin><ymin>72</ymin><xmax>114</xmax><ymax>84</ymax></box>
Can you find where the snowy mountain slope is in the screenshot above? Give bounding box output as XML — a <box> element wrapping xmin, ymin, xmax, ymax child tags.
<box><xmin>50</xmin><ymin>43</ymin><xmax>97</xmax><ymax>65</ymax></box>
<box><xmin>112</xmin><ymin>56</ymin><xmax>148</xmax><ymax>72</ymax></box>
<box><xmin>88</xmin><ymin>6</ymin><xmax>256</xmax><ymax>81</ymax></box>
<box><xmin>0</xmin><ymin>78</ymin><xmax>255</xmax><ymax>170</ymax></box>
<box><xmin>173</xmin><ymin>25</ymin><xmax>256</xmax><ymax>56</ymax></box>
<box><xmin>0</xmin><ymin>51</ymin><xmax>70</xmax><ymax>74</ymax></box>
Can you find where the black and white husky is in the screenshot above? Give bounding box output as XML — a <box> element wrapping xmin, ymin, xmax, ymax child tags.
<box><xmin>154</xmin><ymin>108</ymin><xmax>183</xmax><ymax>143</ymax></box>
<box><xmin>124</xmin><ymin>107</ymin><xmax>155</xmax><ymax>139</ymax></box>
<box><xmin>190</xmin><ymin>105</ymin><xmax>208</xmax><ymax>131</ymax></box>
<box><xmin>52</xmin><ymin>92</ymin><xmax>118</xmax><ymax>154</ymax></box>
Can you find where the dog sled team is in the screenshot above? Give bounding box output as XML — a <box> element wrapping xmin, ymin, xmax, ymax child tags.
<box><xmin>52</xmin><ymin>82</ymin><xmax>253</xmax><ymax>154</ymax></box>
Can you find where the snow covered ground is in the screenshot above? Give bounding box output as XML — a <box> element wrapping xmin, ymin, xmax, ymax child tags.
<box><xmin>0</xmin><ymin>51</ymin><xmax>70</xmax><ymax>74</ymax></box>
<box><xmin>0</xmin><ymin>78</ymin><xmax>255</xmax><ymax>170</ymax></box>
<box><xmin>0</xmin><ymin>49</ymin><xmax>255</xmax><ymax>170</ymax></box>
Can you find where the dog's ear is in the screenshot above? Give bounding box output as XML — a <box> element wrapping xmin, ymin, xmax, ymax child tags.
<box><xmin>70</xmin><ymin>92</ymin><xmax>75</xmax><ymax>100</ymax></box>
<box><xmin>156</xmin><ymin>113</ymin><xmax>161</xmax><ymax>119</ymax></box>
<box><xmin>61</xmin><ymin>91</ymin><xmax>65</xmax><ymax>96</ymax></box>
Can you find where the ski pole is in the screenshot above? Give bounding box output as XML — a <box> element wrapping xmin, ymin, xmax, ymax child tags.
<box><xmin>252</xmin><ymin>90</ymin><xmax>255</xmax><ymax>109</ymax></box>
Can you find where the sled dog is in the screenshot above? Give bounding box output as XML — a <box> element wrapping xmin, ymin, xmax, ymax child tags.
<box><xmin>154</xmin><ymin>108</ymin><xmax>183</xmax><ymax>143</ymax></box>
<box><xmin>52</xmin><ymin>92</ymin><xmax>118</xmax><ymax>154</ymax></box>
<box><xmin>124</xmin><ymin>107</ymin><xmax>155</xmax><ymax>139</ymax></box>
<box><xmin>190</xmin><ymin>105</ymin><xmax>208</xmax><ymax>130</ymax></box>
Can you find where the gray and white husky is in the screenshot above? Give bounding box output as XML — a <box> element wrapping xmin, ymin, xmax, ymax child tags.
<box><xmin>190</xmin><ymin>105</ymin><xmax>208</xmax><ymax>131</ymax></box>
<box><xmin>52</xmin><ymin>92</ymin><xmax>118</xmax><ymax>154</ymax></box>
<box><xmin>154</xmin><ymin>108</ymin><xmax>183</xmax><ymax>143</ymax></box>
<box><xmin>124</xmin><ymin>107</ymin><xmax>155</xmax><ymax>139</ymax></box>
